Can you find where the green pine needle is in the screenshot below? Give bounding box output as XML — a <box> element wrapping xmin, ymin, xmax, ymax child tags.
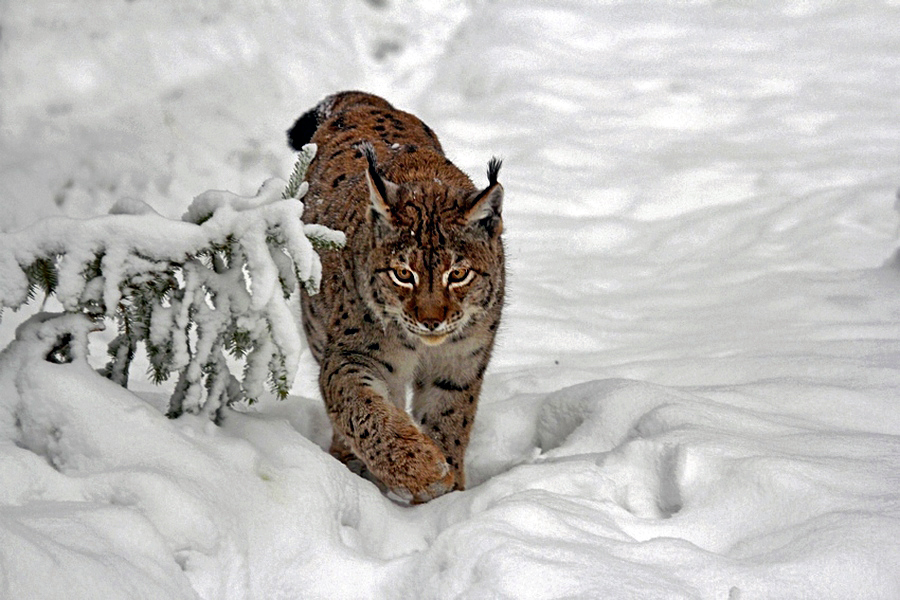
<box><xmin>282</xmin><ymin>143</ymin><xmax>317</xmax><ymax>200</ymax></box>
<box><xmin>23</xmin><ymin>256</ymin><xmax>59</xmax><ymax>298</ymax></box>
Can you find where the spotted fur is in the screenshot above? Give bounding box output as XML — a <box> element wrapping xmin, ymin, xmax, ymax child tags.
<box><xmin>287</xmin><ymin>91</ymin><xmax>505</xmax><ymax>503</ymax></box>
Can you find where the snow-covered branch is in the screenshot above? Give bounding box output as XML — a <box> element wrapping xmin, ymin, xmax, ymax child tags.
<box><xmin>0</xmin><ymin>144</ymin><xmax>343</xmax><ymax>419</ymax></box>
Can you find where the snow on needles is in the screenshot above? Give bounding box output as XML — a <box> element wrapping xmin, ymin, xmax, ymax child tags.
<box><xmin>0</xmin><ymin>167</ymin><xmax>344</xmax><ymax>415</ymax></box>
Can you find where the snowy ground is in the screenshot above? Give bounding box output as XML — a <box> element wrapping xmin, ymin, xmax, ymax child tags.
<box><xmin>2</xmin><ymin>1</ymin><xmax>900</xmax><ymax>598</ymax></box>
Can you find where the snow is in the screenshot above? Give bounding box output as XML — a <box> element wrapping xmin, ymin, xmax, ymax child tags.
<box><xmin>2</xmin><ymin>0</ymin><xmax>900</xmax><ymax>598</ymax></box>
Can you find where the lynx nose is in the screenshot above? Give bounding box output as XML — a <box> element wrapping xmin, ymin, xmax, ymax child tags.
<box><xmin>415</xmin><ymin>304</ymin><xmax>446</xmax><ymax>331</ymax></box>
<box><xmin>420</xmin><ymin>318</ymin><xmax>443</xmax><ymax>331</ymax></box>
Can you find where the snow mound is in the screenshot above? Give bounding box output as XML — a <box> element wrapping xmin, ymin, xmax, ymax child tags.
<box><xmin>4</xmin><ymin>317</ymin><xmax>899</xmax><ymax>599</ymax></box>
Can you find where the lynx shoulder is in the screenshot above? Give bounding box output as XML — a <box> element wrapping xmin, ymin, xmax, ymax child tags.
<box><xmin>287</xmin><ymin>91</ymin><xmax>505</xmax><ymax>503</ymax></box>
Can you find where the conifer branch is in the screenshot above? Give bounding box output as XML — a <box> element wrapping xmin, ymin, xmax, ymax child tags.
<box><xmin>0</xmin><ymin>149</ymin><xmax>345</xmax><ymax>420</ymax></box>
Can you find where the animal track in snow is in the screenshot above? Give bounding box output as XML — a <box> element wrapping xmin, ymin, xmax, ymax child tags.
<box><xmin>600</xmin><ymin>438</ymin><xmax>686</xmax><ymax>520</ymax></box>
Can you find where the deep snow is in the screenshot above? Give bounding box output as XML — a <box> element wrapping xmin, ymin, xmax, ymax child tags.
<box><xmin>2</xmin><ymin>1</ymin><xmax>900</xmax><ymax>598</ymax></box>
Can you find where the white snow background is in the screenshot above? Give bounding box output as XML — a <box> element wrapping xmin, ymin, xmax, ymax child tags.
<box><xmin>2</xmin><ymin>1</ymin><xmax>900</xmax><ymax>598</ymax></box>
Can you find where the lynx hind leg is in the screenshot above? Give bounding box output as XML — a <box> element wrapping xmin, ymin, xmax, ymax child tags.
<box><xmin>414</xmin><ymin>378</ymin><xmax>483</xmax><ymax>491</ymax></box>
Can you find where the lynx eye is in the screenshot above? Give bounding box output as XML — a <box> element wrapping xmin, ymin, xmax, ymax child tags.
<box><xmin>389</xmin><ymin>267</ymin><xmax>417</xmax><ymax>287</ymax></box>
<box><xmin>447</xmin><ymin>267</ymin><xmax>474</xmax><ymax>287</ymax></box>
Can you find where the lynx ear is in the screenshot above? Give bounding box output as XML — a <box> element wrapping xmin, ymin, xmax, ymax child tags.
<box><xmin>465</xmin><ymin>157</ymin><xmax>503</xmax><ymax>236</ymax></box>
<box><xmin>362</xmin><ymin>142</ymin><xmax>399</xmax><ymax>227</ymax></box>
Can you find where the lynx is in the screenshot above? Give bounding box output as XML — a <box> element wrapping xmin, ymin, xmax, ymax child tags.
<box><xmin>287</xmin><ymin>91</ymin><xmax>505</xmax><ymax>503</ymax></box>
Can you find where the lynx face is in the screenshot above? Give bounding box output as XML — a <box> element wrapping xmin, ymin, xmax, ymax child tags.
<box><xmin>365</xmin><ymin>163</ymin><xmax>504</xmax><ymax>347</ymax></box>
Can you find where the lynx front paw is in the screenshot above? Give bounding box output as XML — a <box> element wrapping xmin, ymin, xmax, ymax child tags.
<box><xmin>407</xmin><ymin>458</ymin><xmax>455</xmax><ymax>505</ymax></box>
<box><xmin>380</xmin><ymin>429</ymin><xmax>455</xmax><ymax>504</ymax></box>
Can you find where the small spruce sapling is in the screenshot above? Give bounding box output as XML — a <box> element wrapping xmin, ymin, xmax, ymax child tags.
<box><xmin>0</xmin><ymin>143</ymin><xmax>343</xmax><ymax>420</ymax></box>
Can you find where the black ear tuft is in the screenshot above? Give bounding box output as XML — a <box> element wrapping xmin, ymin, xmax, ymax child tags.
<box><xmin>362</xmin><ymin>141</ymin><xmax>400</xmax><ymax>230</ymax></box>
<box><xmin>361</xmin><ymin>141</ymin><xmax>378</xmax><ymax>171</ymax></box>
<box><xmin>487</xmin><ymin>157</ymin><xmax>502</xmax><ymax>186</ymax></box>
<box><xmin>360</xmin><ymin>141</ymin><xmax>389</xmax><ymax>202</ymax></box>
